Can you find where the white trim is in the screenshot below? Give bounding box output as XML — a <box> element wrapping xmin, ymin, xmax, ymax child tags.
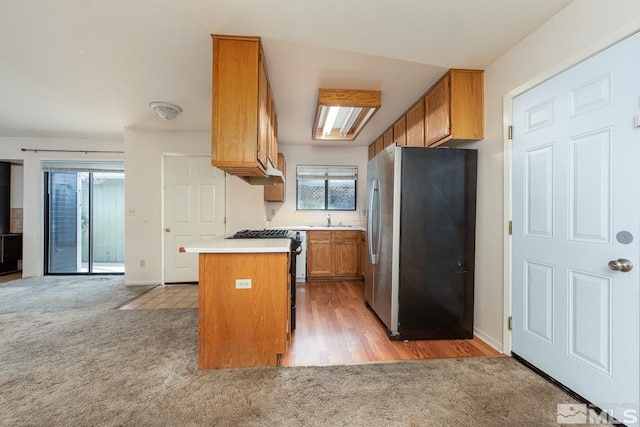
<box><xmin>124</xmin><ymin>280</ymin><xmax>159</xmax><ymax>286</ymax></box>
<box><xmin>474</xmin><ymin>327</ymin><xmax>503</xmax><ymax>354</ymax></box>
<box><xmin>502</xmin><ymin>95</ymin><xmax>513</xmax><ymax>355</ymax></box>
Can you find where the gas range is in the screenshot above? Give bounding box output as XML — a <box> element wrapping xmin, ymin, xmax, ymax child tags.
<box><xmin>230</xmin><ymin>229</ymin><xmax>292</xmax><ymax>239</ymax></box>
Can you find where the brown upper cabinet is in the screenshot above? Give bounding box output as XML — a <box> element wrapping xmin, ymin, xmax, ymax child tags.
<box><xmin>366</xmin><ymin>68</ymin><xmax>483</xmax><ymax>155</ymax></box>
<box><xmin>368</xmin><ymin>143</ymin><xmax>376</xmax><ymax>161</ymax></box>
<box><xmin>211</xmin><ymin>35</ymin><xmax>277</xmax><ymax>178</ymax></box>
<box><xmin>383</xmin><ymin>127</ymin><xmax>394</xmax><ymax>150</ymax></box>
<box><xmin>425</xmin><ymin>69</ymin><xmax>484</xmax><ymax>147</ymax></box>
<box><xmin>368</xmin><ymin>135</ymin><xmax>384</xmax><ymax>160</ymax></box>
<box><xmin>405</xmin><ymin>98</ymin><xmax>425</xmax><ymax>147</ymax></box>
<box><xmin>393</xmin><ymin>116</ymin><xmax>406</xmax><ymax>146</ymax></box>
<box><xmin>264</xmin><ymin>153</ymin><xmax>286</xmax><ymax>202</ymax></box>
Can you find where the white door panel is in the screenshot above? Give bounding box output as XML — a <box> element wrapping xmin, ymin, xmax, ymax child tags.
<box><xmin>163</xmin><ymin>155</ymin><xmax>226</xmax><ymax>283</ymax></box>
<box><xmin>513</xmin><ymin>32</ymin><xmax>640</xmax><ymax>425</ymax></box>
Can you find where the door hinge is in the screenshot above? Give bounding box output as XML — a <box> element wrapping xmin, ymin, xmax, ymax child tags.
<box><xmin>508</xmin><ymin>125</ymin><xmax>513</xmax><ymax>140</ymax></box>
<box><xmin>508</xmin><ymin>316</ymin><xmax>513</xmax><ymax>331</ymax></box>
<box><xmin>508</xmin><ymin>221</ymin><xmax>513</xmax><ymax>235</ymax></box>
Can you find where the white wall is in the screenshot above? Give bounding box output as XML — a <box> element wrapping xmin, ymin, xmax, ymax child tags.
<box><xmin>461</xmin><ymin>0</ymin><xmax>640</xmax><ymax>352</ymax></box>
<box><xmin>267</xmin><ymin>144</ymin><xmax>368</xmax><ymax>228</ymax></box>
<box><xmin>0</xmin><ymin>137</ymin><xmax>124</xmax><ymax>277</ymax></box>
<box><xmin>123</xmin><ymin>129</ymin><xmax>266</xmax><ymax>285</ymax></box>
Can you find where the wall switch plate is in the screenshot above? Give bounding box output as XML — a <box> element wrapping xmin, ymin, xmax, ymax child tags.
<box><xmin>235</xmin><ymin>278</ymin><xmax>252</xmax><ymax>289</ymax></box>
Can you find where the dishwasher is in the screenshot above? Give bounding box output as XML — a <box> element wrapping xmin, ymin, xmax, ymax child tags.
<box><xmin>294</xmin><ymin>231</ymin><xmax>307</xmax><ymax>282</ymax></box>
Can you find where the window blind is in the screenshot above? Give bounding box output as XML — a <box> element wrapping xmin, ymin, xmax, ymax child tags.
<box><xmin>296</xmin><ymin>165</ymin><xmax>358</xmax><ymax>180</ymax></box>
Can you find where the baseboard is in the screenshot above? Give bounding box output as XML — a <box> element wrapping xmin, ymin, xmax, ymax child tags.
<box><xmin>473</xmin><ymin>327</ymin><xmax>504</xmax><ymax>354</ymax></box>
<box><xmin>124</xmin><ymin>280</ymin><xmax>159</xmax><ymax>287</ymax></box>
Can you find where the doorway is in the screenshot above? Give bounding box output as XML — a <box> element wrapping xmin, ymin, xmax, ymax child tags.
<box><xmin>162</xmin><ymin>155</ymin><xmax>226</xmax><ymax>284</ymax></box>
<box><xmin>511</xmin><ymin>32</ymin><xmax>640</xmax><ymax>424</ymax></box>
<box><xmin>44</xmin><ymin>164</ymin><xmax>125</xmax><ymax>274</ymax></box>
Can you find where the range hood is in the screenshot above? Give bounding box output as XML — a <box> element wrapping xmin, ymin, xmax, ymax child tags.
<box><xmin>239</xmin><ymin>164</ymin><xmax>285</xmax><ymax>185</ymax></box>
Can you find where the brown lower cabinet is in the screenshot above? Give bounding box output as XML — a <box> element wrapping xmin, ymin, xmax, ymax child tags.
<box><xmin>307</xmin><ymin>230</ymin><xmax>362</xmax><ymax>280</ymax></box>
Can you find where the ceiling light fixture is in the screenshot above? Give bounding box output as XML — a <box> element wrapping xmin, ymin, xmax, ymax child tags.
<box><xmin>149</xmin><ymin>101</ymin><xmax>182</xmax><ymax>120</ymax></box>
<box><xmin>313</xmin><ymin>89</ymin><xmax>381</xmax><ymax>141</ymax></box>
<box><xmin>322</xmin><ymin>106</ymin><xmax>340</xmax><ymax>136</ymax></box>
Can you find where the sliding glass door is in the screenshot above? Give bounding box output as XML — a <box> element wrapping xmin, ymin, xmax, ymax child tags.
<box><xmin>45</xmin><ymin>167</ymin><xmax>124</xmax><ymax>274</ymax></box>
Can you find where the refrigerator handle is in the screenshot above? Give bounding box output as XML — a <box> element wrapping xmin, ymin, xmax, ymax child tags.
<box><xmin>367</xmin><ymin>179</ymin><xmax>378</xmax><ymax>264</ymax></box>
<box><xmin>374</xmin><ymin>179</ymin><xmax>381</xmax><ymax>262</ymax></box>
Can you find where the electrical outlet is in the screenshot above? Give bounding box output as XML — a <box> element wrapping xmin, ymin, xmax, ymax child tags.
<box><xmin>235</xmin><ymin>278</ymin><xmax>251</xmax><ymax>289</ymax></box>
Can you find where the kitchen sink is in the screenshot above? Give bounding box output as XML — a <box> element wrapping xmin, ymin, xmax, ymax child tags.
<box><xmin>308</xmin><ymin>225</ymin><xmax>352</xmax><ymax>228</ymax></box>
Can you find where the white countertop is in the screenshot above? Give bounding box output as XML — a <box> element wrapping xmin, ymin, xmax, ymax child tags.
<box><xmin>181</xmin><ymin>236</ymin><xmax>291</xmax><ymax>254</ymax></box>
<box><xmin>274</xmin><ymin>225</ymin><xmax>365</xmax><ymax>231</ymax></box>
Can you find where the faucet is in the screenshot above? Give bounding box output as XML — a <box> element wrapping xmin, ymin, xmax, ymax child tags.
<box><xmin>326</xmin><ymin>213</ymin><xmax>331</xmax><ymax>227</ymax></box>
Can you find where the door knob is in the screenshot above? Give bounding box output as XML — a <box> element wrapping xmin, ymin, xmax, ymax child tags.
<box><xmin>164</xmin><ymin>227</ymin><xmax>171</xmax><ymax>233</ymax></box>
<box><xmin>608</xmin><ymin>258</ymin><xmax>633</xmax><ymax>272</ymax></box>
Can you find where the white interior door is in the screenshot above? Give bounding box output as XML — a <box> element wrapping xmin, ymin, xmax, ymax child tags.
<box><xmin>163</xmin><ymin>155</ymin><xmax>226</xmax><ymax>283</ymax></box>
<box><xmin>512</xmin><ymin>32</ymin><xmax>640</xmax><ymax>425</ymax></box>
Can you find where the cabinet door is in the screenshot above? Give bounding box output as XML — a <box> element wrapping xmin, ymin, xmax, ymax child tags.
<box><xmin>393</xmin><ymin>116</ymin><xmax>406</xmax><ymax>146</ymax></box>
<box><xmin>333</xmin><ymin>231</ymin><xmax>360</xmax><ymax>276</ymax></box>
<box><xmin>373</xmin><ymin>136</ymin><xmax>384</xmax><ymax>156</ymax></box>
<box><xmin>212</xmin><ymin>37</ymin><xmax>260</xmax><ymax>165</ymax></box>
<box><xmin>334</xmin><ymin>240</ymin><xmax>359</xmax><ymax>276</ymax></box>
<box><xmin>266</xmin><ymin>83</ymin><xmax>278</xmax><ymax>168</ymax></box>
<box><xmin>368</xmin><ymin>143</ymin><xmax>375</xmax><ymax>160</ymax></box>
<box><xmin>425</xmin><ymin>74</ymin><xmax>451</xmax><ymax>146</ymax></box>
<box><xmin>383</xmin><ymin>127</ymin><xmax>394</xmax><ymax>149</ymax></box>
<box><xmin>405</xmin><ymin>99</ymin><xmax>425</xmax><ymax>147</ymax></box>
<box><xmin>257</xmin><ymin>49</ymin><xmax>269</xmax><ymax>169</ymax></box>
<box><xmin>306</xmin><ymin>231</ymin><xmax>332</xmax><ymax>277</ymax></box>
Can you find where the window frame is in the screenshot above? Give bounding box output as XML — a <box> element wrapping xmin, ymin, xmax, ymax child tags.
<box><xmin>295</xmin><ymin>165</ymin><xmax>358</xmax><ymax>211</ymax></box>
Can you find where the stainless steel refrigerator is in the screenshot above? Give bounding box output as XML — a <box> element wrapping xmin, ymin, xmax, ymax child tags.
<box><xmin>365</xmin><ymin>144</ymin><xmax>477</xmax><ymax>340</ymax></box>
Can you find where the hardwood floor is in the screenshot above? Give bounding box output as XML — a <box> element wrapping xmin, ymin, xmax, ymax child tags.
<box><xmin>0</xmin><ymin>272</ymin><xmax>21</xmax><ymax>284</ymax></box>
<box><xmin>279</xmin><ymin>280</ymin><xmax>501</xmax><ymax>367</ymax></box>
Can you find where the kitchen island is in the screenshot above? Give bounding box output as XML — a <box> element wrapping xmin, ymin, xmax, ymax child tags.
<box><xmin>182</xmin><ymin>237</ymin><xmax>291</xmax><ymax>369</ymax></box>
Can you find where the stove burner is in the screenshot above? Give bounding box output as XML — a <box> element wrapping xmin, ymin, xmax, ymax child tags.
<box><xmin>231</xmin><ymin>229</ymin><xmax>291</xmax><ymax>239</ymax></box>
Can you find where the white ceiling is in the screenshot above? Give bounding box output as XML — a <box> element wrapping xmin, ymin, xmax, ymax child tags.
<box><xmin>0</xmin><ymin>0</ymin><xmax>574</xmax><ymax>146</ymax></box>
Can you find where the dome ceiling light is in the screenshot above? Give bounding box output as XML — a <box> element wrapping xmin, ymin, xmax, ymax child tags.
<box><xmin>149</xmin><ymin>102</ymin><xmax>182</xmax><ymax>120</ymax></box>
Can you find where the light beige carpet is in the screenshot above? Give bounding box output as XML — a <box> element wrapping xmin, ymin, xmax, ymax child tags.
<box><xmin>0</xmin><ymin>276</ymin><xmax>578</xmax><ymax>426</ymax></box>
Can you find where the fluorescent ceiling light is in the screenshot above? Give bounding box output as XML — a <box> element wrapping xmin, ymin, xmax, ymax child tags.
<box><xmin>313</xmin><ymin>89</ymin><xmax>381</xmax><ymax>141</ymax></box>
<box><xmin>322</xmin><ymin>106</ymin><xmax>340</xmax><ymax>136</ymax></box>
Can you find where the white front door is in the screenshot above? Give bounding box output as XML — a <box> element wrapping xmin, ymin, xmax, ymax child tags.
<box><xmin>512</xmin><ymin>32</ymin><xmax>640</xmax><ymax>425</ymax></box>
<box><xmin>163</xmin><ymin>155</ymin><xmax>226</xmax><ymax>283</ymax></box>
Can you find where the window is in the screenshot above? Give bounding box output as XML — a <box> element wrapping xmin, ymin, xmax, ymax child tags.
<box><xmin>296</xmin><ymin>165</ymin><xmax>357</xmax><ymax>211</ymax></box>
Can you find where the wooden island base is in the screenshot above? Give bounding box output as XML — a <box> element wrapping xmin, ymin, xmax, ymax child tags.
<box><xmin>198</xmin><ymin>251</ymin><xmax>290</xmax><ymax>369</ymax></box>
